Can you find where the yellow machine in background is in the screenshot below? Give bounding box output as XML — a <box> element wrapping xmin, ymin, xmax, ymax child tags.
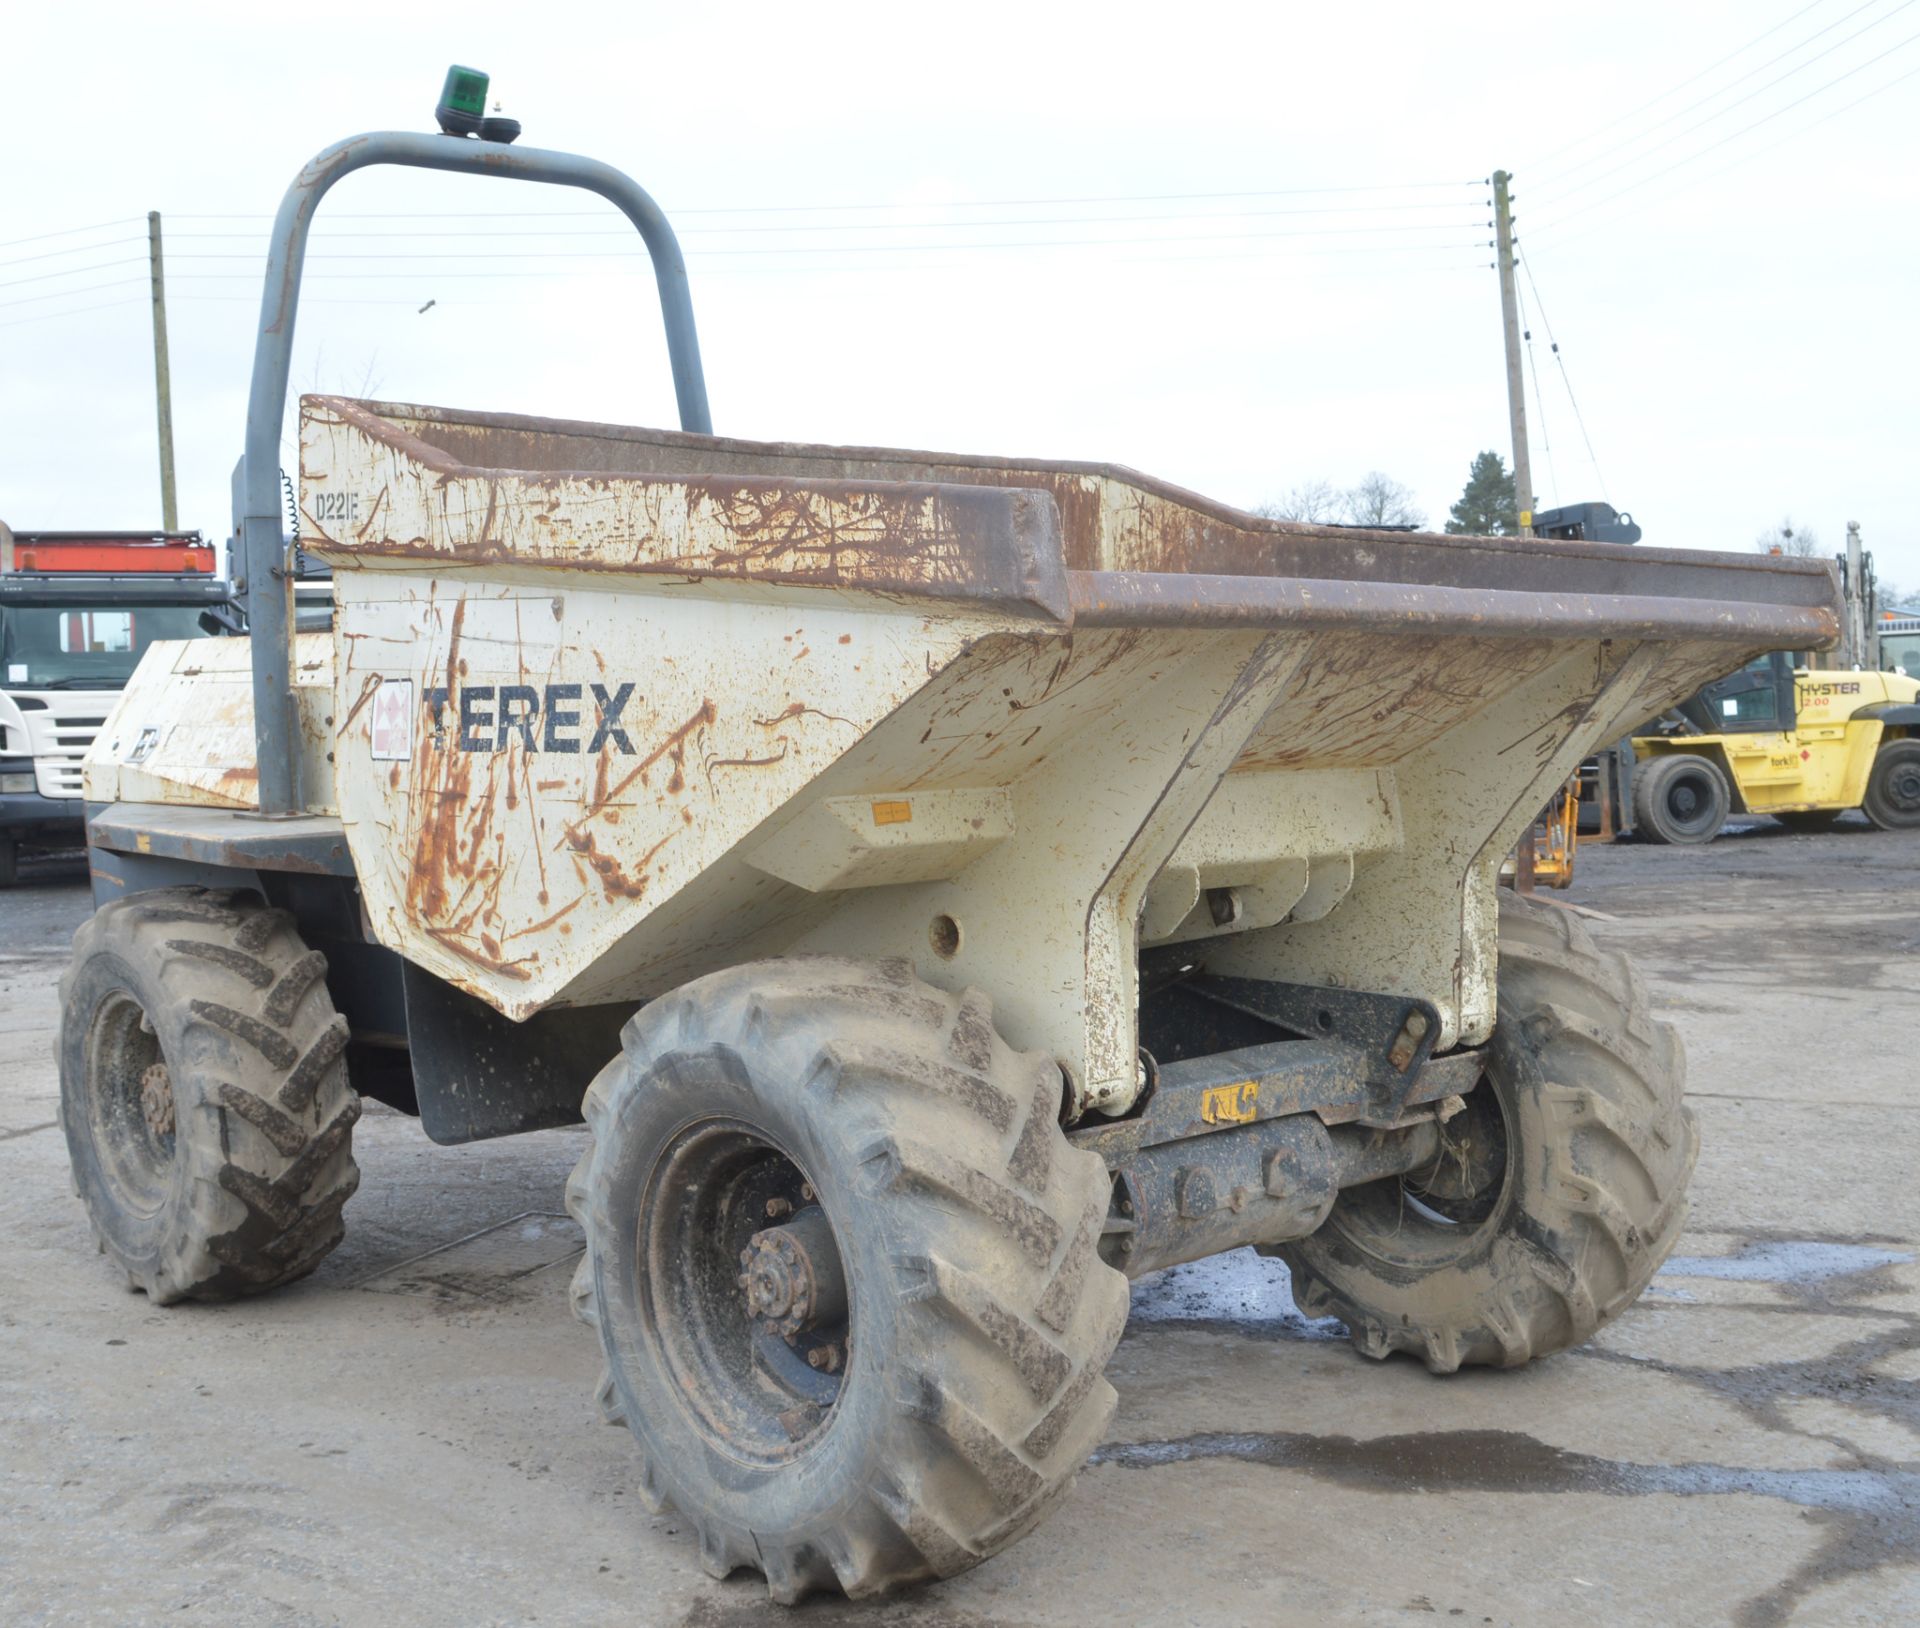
<box><xmin>1629</xmin><ymin>655</ymin><xmax>1920</xmax><ymax>843</ymax></box>
<box><xmin>1502</xmin><ymin>778</ymin><xmax>1579</xmax><ymax>891</ymax></box>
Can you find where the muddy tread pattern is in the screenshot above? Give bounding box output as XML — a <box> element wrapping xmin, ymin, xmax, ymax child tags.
<box><xmin>59</xmin><ymin>887</ymin><xmax>360</xmax><ymax>1304</ymax></box>
<box><xmin>1282</xmin><ymin>891</ymin><xmax>1696</xmax><ymax>1373</ymax></box>
<box><xmin>565</xmin><ymin>956</ymin><xmax>1128</xmax><ymax>1604</ymax></box>
<box><xmin>165</xmin><ymin>940</ymin><xmax>274</xmax><ymax>988</ymax></box>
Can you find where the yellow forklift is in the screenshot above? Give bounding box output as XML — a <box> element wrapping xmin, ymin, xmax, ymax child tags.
<box><xmin>1541</xmin><ymin>505</ymin><xmax>1920</xmax><ymax>847</ymax></box>
<box><xmin>1579</xmin><ymin>658</ymin><xmax>1920</xmax><ymax>846</ymax></box>
<box><xmin>1624</xmin><ymin>653</ymin><xmax>1920</xmax><ymax>842</ymax></box>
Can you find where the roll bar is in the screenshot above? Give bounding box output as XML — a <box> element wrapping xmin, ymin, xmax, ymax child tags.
<box><xmin>237</xmin><ymin>130</ymin><xmax>711</xmax><ymax>816</ymax></box>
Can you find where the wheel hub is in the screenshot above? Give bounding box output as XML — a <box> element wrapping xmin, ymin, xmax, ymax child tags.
<box><xmin>1403</xmin><ymin>1081</ymin><xmax>1509</xmax><ymax>1226</ymax></box>
<box><xmin>739</xmin><ymin>1206</ymin><xmax>846</xmax><ymax>1339</ymax></box>
<box><xmin>139</xmin><ymin>1063</ymin><xmax>175</xmax><ymax>1140</ymax></box>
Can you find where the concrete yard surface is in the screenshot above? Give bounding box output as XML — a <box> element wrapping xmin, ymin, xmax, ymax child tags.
<box><xmin>1</xmin><ymin>821</ymin><xmax>1916</xmax><ymax>1626</ymax></box>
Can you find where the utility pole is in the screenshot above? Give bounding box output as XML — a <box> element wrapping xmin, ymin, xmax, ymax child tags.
<box><xmin>1844</xmin><ymin>520</ymin><xmax>1873</xmax><ymax>670</ymax></box>
<box><xmin>1491</xmin><ymin>171</ymin><xmax>1534</xmax><ymax>535</ymax></box>
<box><xmin>147</xmin><ymin>210</ymin><xmax>178</xmax><ymax>533</ymax></box>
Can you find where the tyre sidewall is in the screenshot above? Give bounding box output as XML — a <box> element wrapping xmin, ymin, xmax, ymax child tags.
<box><xmin>589</xmin><ymin>1037</ymin><xmax>914</xmax><ymax>1541</ymax></box>
<box><xmin>59</xmin><ymin>937</ymin><xmax>216</xmax><ymax>1279</ymax></box>
<box><xmin>1648</xmin><ymin>757</ymin><xmax>1727</xmax><ymax>844</ymax></box>
<box><xmin>1865</xmin><ymin>740</ymin><xmax>1920</xmax><ymax>829</ymax></box>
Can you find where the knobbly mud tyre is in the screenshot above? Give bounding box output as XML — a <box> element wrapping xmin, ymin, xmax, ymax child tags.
<box><xmin>565</xmin><ymin>956</ymin><xmax>1128</xmax><ymax>1604</ymax></box>
<box><xmin>1863</xmin><ymin>738</ymin><xmax>1920</xmax><ymax>830</ymax></box>
<box><xmin>1632</xmin><ymin>753</ymin><xmax>1730</xmax><ymax>845</ymax></box>
<box><xmin>1280</xmin><ymin>892</ymin><xmax>1696</xmax><ymax>1373</ymax></box>
<box><xmin>58</xmin><ymin>887</ymin><xmax>359</xmax><ymax>1304</ymax></box>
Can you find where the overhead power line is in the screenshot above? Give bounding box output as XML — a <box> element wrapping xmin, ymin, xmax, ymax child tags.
<box><xmin>1514</xmin><ymin>276</ymin><xmax>1559</xmax><ymax>505</ymax></box>
<box><xmin>1533</xmin><ymin>2</ymin><xmax>1920</xmax><ymax>212</ymax></box>
<box><xmin>159</xmin><ymin>223</ymin><xmax>1486</xmax><ymax>264</ymax></box>
<box><xmin>0</xmin><ymin>275</ymin><xmax>148</xmax><ymax>311</ymax></box>
<box><xmin>1534</xmin><ymin>0</ymin><xmax>1893</xmax><ymax>186</ymax></box>
<box><xmin>0</xmin><ymin>294</ymin><xmax>148</xmax><ymax>331</ymax></box>
<box><xmin>1531</xmin><ymin>0</ymin><xmax>1832</xmax><ymax>168</ymax></box>
<box><xmin>1529</xmin><ymin>26</ymin><xmax>1920</xmax><ymax>232</ymax></box>
<box><xmin>164</xmin><ymin>202</ymin><xmax>1484</xmax><ymax>242</ymax></box>
<box><xmin>0</xmin><ymin>216</ymin><xmax>142</xmax><ymax>252</ymax></box>
<box><xmin>0</xmin><ymin>255</ymin><xmax>146</xmax><ymax>291</ymax></box>
<box><xmin>0</xmin><ymin>235</ymin><xmax>146</xmax><ymax>271</ymax></box>
<box><xmin>1516</xmin><ymin>254</ymin><xmax>1609</xmax><ymax>502</ymax></box>
<box><xmin>166</xmin><ymin>179</ymin><xmax>1483</xmax><ymax>225</ymax></box>
<box><xmin>1531</xmin><ymin>54</ymin><xmax>1920</xmax><ymax>249</ymax></box>
<box><xmin>154</xmin><ymin>237</ymin><xmax>1487</xmax><ymax>275</ymax></box>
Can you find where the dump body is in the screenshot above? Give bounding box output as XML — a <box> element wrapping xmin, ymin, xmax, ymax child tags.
<box><xmin>87</xmin><ymin>395</ymin><xmax>1839</xmax><ymax>1113</ymax></box>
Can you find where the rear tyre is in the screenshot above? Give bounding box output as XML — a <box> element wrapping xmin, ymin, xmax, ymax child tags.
<box><xmin>565</xmin><ymin>957</ymin><xmax>1128</xmax><ymax>1603</ymax></box>
<box><xmin>0</xmin><ymin>836</ymin><xmax>16</xmax><ymax>887</ymax></box>
<box><xmin>58</xmin><ymin>887</ymin><xmax>360</xmax><ymax>1303</ymax></box>
<box><xmin>1773</xmin><ymin>809</ymin><xmax>1843</xmax><ymax>833</ymax></box>
<box><xmin>1863</xmin><ymin>738</ymin><xmax>1920</xmax><ymax>830</ymax></box>
<box><xmin>1632</xmin><ymin>754</ymin><xmax>1730</xmax><ymax>845</ymax></box>
<box><xmin>1280</xmin><ymin>891</ymin><xmax>1696</xmax><ymax>1373</ymax></box>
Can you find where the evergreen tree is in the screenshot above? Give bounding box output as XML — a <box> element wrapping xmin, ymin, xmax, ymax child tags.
<box><xmin>1445</xmin><ymin>451</ymin><xmax>1519</xmax><ymax>536</ymax></box>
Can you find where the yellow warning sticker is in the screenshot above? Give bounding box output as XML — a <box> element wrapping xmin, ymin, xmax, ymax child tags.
<box><xmin>1200</xmin><ymin>1081</ymin><xmax>1259</xmax><ymax>1125</ymax></box>
<box><xmin>871</xmin><ymin>799</ymin><xmax>913</xmax><ymax>826</ymax></box>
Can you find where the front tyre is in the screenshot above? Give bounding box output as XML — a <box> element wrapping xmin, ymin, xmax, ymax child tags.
<box><xmin>566</xmin><ymin>957</ymin><xmax>1128</xmax><ymax>1603</ymax></box>
<box><xmin>1863</xmin><ymin>738</ymin><xmax>1920</xmax><ymax>830</ymax></box>
<box><xmin>58</xmin><ymin>888</ymin><xmax>360</xmax><ymax>1303</ymax></box>
<box><xmin>1280</xmin><ymin>892</ymin><xmax>1696</xmax><ymax>1373</ymax></box>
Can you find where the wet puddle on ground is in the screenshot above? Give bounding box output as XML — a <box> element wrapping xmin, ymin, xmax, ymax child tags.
<box><xmin>1661</xmin><ymin>1239</ymin><xmax>1914</xmax><ymax>1285</ymax></box>
<box><xmin>1126</xmin><ymin>1249</ymin><xmax>1341</xmax><ymax>1339</ymax></box>
<box><xmin>1109</xmin><ymin>1230</ymin><xmax>1920</xmax><ymax>1625</ymax></box>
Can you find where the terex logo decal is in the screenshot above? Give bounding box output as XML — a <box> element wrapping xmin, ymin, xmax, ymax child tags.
<box><xmin>422</xmin><ymin>682</ymin><xmax>638</xmax><ymax>755</ymax></box>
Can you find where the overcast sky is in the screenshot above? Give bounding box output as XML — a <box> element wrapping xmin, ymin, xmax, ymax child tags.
<box><xmin>5</xmin><ymin>2</ymin><xmax>1916</xmax><ymax>595</ymax></box>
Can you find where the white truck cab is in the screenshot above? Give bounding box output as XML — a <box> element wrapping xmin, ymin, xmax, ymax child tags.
<box><xmin>0</xmin><ymin>525</ymin><xmax>228</xmax><ymax>883</ymax></box>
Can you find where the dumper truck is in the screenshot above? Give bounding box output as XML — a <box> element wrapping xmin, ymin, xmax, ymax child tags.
<box><xmin>0</xmin><ymin>526</ymin><xmax>225</xmax><ymax>883</ymax></box>
<box><xmin>60</xmin><ymin>84</ymin><xmax>1844</xmax><ymax>1603</ymax></box>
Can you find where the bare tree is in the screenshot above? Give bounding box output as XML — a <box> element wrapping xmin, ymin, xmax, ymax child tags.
<box><xmin>1342</xmin><ymin>471</ymin><xmax>1427</xmax><ymax>530</ymax></box>
<box><xmin>1259</xmin><ymin>473</ymin><xmax>1427</xmax><ymax>528</ymax></box>
<box><xmin>1754</xmin><ymin>516</ymin><xmax>1819</xmax><ymax>557</ymax></box>
<box><xmin>1256</xmin><ymin>479</ymin><xmax>1341</xmax><ymax>524</ymax></box>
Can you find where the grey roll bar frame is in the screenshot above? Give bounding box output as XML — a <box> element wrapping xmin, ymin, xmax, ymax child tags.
<box><xmin>236</xmin><ymin>130</ymin><xmax>712</xmax><ymax>817</ymax></box>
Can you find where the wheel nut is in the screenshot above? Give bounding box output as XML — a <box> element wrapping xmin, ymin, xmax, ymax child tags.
<box><xmin>739</xmin><ymin>1208</ymin><xmax>846</xmax><ymax>1338</ymax></box>
<box><xmin>139</xmin><ymin>1063</ymin><xmax>175</xmax><ymax>1139</ymax></box>
<box><xmin>765</xmin><ymin>1196</ymin><xmax>792</xmax><ymax>1219</ymax></box>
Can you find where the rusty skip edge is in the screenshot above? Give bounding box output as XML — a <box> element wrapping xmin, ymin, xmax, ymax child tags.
<box><xmin>307</xmin><ymin>396</ymin><xmax>1840</xmax><ymax>640</ymax></box>
<box><xmin>323</xmin><ymin>396</ymin><xmax>1839</xmax><ymax>596</ymax></box>
<box><xmin>307</xmin><ymin>397</ymin><xmax>1079</xmax><ymax>619</ymax></box>
<box><xmin>307</xmin><ymin>479</ymin><xmax>1074</xmax><ymax>623</ymax></box>
<box><xmin>1067</xmin><ymin>571</ymin><xmax>1842</xmax><ymax>648</ymax></box>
